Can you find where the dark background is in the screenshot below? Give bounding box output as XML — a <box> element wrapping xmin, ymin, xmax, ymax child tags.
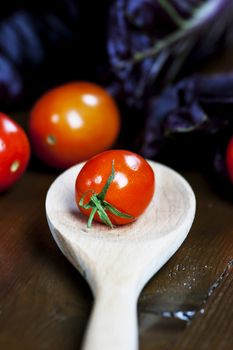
<box><xmin>0</xmin><ymin>0</ymin><xmax>233</xmax><ymax>188</ymax></box>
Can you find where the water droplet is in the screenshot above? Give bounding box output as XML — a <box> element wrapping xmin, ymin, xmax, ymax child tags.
<box><xmin>174</xmin><ymin>310</ymin><xmax>195</xmax><ymax>322</ymax></box>
<box><xmin>200</xmin><ymin>308</ymin><xmax>205</xmax><ymax>314</ymax></box>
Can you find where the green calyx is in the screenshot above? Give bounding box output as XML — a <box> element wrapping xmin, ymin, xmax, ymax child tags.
<box><xmin>79</xmin><ymin>161</ymin><xmax>134</xmax><ymax>228</ymax></box>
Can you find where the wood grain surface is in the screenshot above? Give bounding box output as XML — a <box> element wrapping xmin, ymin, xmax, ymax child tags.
<box><xmin>0</xmin><ymin>159</ymin><xmax>232</xmax><ymax>350</ymax></box>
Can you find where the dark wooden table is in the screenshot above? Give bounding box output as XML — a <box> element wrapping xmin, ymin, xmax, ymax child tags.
<box><xmin>1</xmin><ymin>53</ymin><xmax>233</xmax><ymax>349</ymax></box>
<box><xmin>0</xmin><ymin>147</ymin><xmax>233</xmax><ymax>350</ymax></box>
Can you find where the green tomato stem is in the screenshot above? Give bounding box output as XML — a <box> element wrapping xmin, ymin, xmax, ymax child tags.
<box><xmin>79</xmin><ymin>161</ymin><xmax>134</xmax><ymax>228</ymax></box>
<box><xmin>97</xmin><ymin>161</ymin><xmax>115</xmax><ymax>200</ymax></box>
<box><xmin>87</xmin><ymin>207</ymin><xmax>97</xmax><ymax>228</ymax></box>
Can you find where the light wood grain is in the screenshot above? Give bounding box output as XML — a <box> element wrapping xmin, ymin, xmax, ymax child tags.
<box><xmin>45</xmin><ymin>161</ymin><xmax>196</xmax><ymax>350</ymax></box>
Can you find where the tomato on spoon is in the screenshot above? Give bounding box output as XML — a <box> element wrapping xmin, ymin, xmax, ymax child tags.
<box><xmin>75</xmin><ymin>150</ymin><xmax>155</xmax><ymax>227</ymax></box>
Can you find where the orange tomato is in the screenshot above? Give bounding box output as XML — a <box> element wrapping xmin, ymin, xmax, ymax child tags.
<box><xmin>29</xmin><ymin>82</ymin><xmax>120</xmax><ymax>169</ymax></box>
<box><xmin>75</xmin><ymin>150</ymin><xmax>155</xmax><ymax>227</ymax></box>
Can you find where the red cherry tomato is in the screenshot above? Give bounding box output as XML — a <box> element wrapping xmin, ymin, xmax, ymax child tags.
<box><xmin>29</xmin><ymin>82</ymin><xmax>121</xmax><ymax>169</ymax></box>
<box><xmin>226</xmin><ymin>136</ymin><xmax>233</xmax><ymax>183</ymax></box>
<box><xmin>75</xmin><ymin>150</ymin><xmax>155</xmax><ymax>227</ymax></box>
<box><xmin>0</xmin><ymin>113</ymin><xmax>30</xmax><ymax>192</ymax></box>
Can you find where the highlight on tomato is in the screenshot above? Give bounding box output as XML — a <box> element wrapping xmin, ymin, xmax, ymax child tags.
<box><xmin>226</xmin><ymin>136</ymin><xmax>233</xmax><ymax>183</ymax></box>
<box><xmin>75</xmin><ymin>150</ymin><xmax>155</xmax><ymax>228</ymax></box>
<box><xmin>29</xmin><ymin>82</ymin><xmax>121</xmax><ymax>169</ymax></box>
<box><xmin>0</xmin><ymin>112</ymin><xmax>30</xmax><ymax>192</ymax></box>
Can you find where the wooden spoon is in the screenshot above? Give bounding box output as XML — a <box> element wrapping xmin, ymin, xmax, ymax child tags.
<box><xmin>46</xmin><ymin>160</ymin><xmax>195</xmax><ymax>350</ymax></box>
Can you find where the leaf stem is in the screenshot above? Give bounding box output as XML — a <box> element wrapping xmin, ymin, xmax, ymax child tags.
<box><xmin>116</xmin><ymin>1</ymin><xmax>220</xmax><ymax>68</ymax></box>
<box><xmin>158</xmin><ymin>0</ymin><xmax>184</xmax><ymax>28</ymax></box>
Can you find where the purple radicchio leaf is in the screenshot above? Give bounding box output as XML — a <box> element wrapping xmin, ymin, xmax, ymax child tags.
<box><xmin>0</xmin><ymin>0</ymin><xmax>79</xmax><ymax>105</ymax></box>
<box><xmin>107</xmin><ymin>0</ymin><xmax>233</xmax><ymax>107</ymax></box>
<box><xmin>141</xmin><ymin>73</ymin><xmax>233</xmax><ymax>163</ymax></box>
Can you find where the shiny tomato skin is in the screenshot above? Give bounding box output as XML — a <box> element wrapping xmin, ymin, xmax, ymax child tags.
<box><xmin>29</xmin><ymin>82</ymin><xmax>121</xmax><ymax>169</ymax></box>
<box><xmin>75</xmin><ymin>150</ymin><xmax>155</xmax><ymax>226</ymax></box>
<box><xmin>226</xmin><ymin>136</ymin><xmax>233</xmax><ymax>183</ymax></box>
<box><xmin>0</xmin><ymin>113</ymin><xmax>30</xmax><ymax>192</ymax></box>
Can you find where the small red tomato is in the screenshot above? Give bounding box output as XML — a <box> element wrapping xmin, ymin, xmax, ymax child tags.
<box><xmin>0</xmin><ymin>112</ymin><xmax>30</xmax><ymax>192</ymax></box>
<box><xmin>75</xmin><ymin>150</ymin><xmax>155</xmax><ymax>227</ymax></box>
<box><xmin>29</xmin><ymin>82</ymin><xmax>121</xmax><ymax>169</ymax></box>
<box><xmin>226</xmin><ymin>136</ymin><xmax>233</xmax><ymax>183</ymax></box>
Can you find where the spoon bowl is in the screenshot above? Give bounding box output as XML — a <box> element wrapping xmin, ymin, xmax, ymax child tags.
<box><xmin>46</xmin><ymin>161</ymin><xmax>195</xmax><ymax>350</ymax></box>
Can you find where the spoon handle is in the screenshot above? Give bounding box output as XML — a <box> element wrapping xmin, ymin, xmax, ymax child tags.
<box><xmin>82</xmin><ymin>287</ymin><xmax>138</xmax><ymax>350</ymax></box>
